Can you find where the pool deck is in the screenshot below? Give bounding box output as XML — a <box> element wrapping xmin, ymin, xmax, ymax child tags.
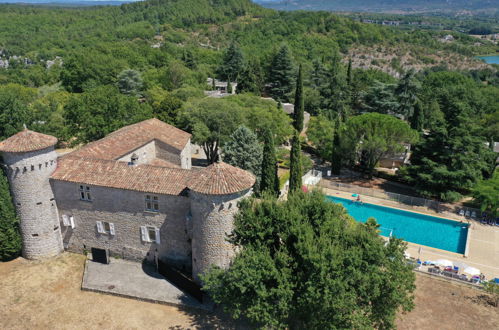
<box><xmin>320</xmin><ymin>187</ymin><xmax>499</xmax><ymax>280</ymax></box>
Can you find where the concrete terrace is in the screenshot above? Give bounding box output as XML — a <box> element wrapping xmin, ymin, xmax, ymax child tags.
<box><xmin>319</xmin><ymin>186</ymin><xmax>499</xmax><ymax>280</ymax></box>
<box><xmin>82</xmin><ymin>258</ymin><xmax>209</xmax><ymax>311</ymax></box>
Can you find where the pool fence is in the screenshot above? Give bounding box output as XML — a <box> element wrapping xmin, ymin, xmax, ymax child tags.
<box><xmin>318</xmin><ymin>179</ymin><xmax>482</xmax><ymax>217</ymax></box>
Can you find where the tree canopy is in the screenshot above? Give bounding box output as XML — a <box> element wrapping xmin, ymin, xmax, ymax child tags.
<box><xmin>0</xmin><ymin>170</ymin><xmax>21</xmax><ymax>261</ymax></box>
<box><xmin>202</xmin><ymin>191</ymin><xmax>415</xmax><ymax>329</ymax></box>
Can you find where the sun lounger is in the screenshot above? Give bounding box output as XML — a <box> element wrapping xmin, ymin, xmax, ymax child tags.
<box><xmin>459</xmin><ymin>209</ymin><xmax>465</xmax><ymax>216</ymax></box>
<box><xmin>465</xmin><ymin>210</ymin><xmax>470</xmax><ymax>217</ymax></box>
<box><xmin>471</xmin><ymin>211</ymin><xmax>476</xmax><ymax>218</ymax></box>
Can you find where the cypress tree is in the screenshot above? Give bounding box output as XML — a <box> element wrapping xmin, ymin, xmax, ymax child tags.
<box><xmin>347</xmin><ymin>58</ymin><xmax>353</xmax><ymax>86</ymax></box>
<box><xmin>410</xmin><ymin>99</ymin><xmax>425</xmax><ymax>131</ymax></box>
<box><xmin>331</xmin><ymin>123</ymin><xmax>342</xmax><ymax>175</ymax></box>
<box><xmin>293</xmin><ymin>64</ymin><xmax>304</xmax><ymax>132</ymax></box>
<box><xmin>226</xmin><ymin>80</ymin><xmax>232</xmax><ymax>94</ymax></box>
<box><xmin>0</xmin><ymin>170</ymin><xmax>21</xmax><ymax>261</ymax></box>
<box><xmin>288</xmin><ymin>130</ymin><xmax>302</xmax><ymax>193</ymax></box>
<box><xmin>260</xmin><ymin>128</ymin><xmax>280</xmax><ymax>196</ymax></box>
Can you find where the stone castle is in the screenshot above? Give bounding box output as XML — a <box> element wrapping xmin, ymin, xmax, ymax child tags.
<box><xmin>0</xmin><ymin>118</ymin><xmax>255</xmax><ymax>282</ymax></box>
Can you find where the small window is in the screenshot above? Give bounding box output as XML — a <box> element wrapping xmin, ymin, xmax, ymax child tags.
<box><xmin>140</xmin><ymin>226</ymin><xmax>160</xmax><ymax>243</ymax></box>
<box><xmin>79</xmin><ymin>185</ymin><xmax>92</xmax><ymax>201</ymax></box>
<box><xmin>96</xmin><ymin>221</ymin><xmax>115</xmax><ymax>235</ymax></box>
<box><xmin>145</xmin><ymin>195</ymin><xmax>159</xmax><ymax>212</ymax></box>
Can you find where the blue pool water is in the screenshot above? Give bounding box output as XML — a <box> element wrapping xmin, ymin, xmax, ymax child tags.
<box><xmin>477</xmin><ymin>55</ymin><xmax>499</xmax><ymax>64</ymax></box>
<box><xmin>327</xmin><ymin>196</ymin><xmax>469</xmax><ymax>254</ymax></box>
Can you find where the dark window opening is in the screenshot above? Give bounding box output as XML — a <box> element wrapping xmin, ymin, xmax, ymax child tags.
<box><xmin>36</xmin><ymin>202</ymin><xmax>42</xmax><ymax>205</ymax></box>
<box><xmin>54</xmin><ymin>226</ymin><xmax>59</xmax><ymax>231</ymax></box>
<box><xmin>32</xmin><ymin>234</ymin><xmax>39</xmax><ymax>237</ymax></box>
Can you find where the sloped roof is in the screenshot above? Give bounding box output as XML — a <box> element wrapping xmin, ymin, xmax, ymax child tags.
<box><xmin>68</xmin><ymin>118</ymin><xmax>191</xmax><ymax>160</ymax></box>
<box><xmin>51</xmin><ymin>156</ymin><xmax>193</xmax><ymax>196</ymax></box>
<box><xmin>0</xmin><ymin>129</ymin><xmax>57</xmax><ymax>153</ymax></box>
<box><xmin>189</xmin><ymin>162</ymin><xmax>255</xmax><ymax>195</ymax></box>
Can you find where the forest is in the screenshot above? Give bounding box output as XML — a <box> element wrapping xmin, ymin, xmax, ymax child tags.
<box><xmin>0</xmin><ymin>0</ymin><xmax>497</xmax><ymax>256</ymax></box>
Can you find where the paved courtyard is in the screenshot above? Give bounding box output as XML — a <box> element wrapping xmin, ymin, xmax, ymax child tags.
<box><xmin>82</xmin><ymin>257</ymin><xmax>208</xmax><ymax>310</ymax></box>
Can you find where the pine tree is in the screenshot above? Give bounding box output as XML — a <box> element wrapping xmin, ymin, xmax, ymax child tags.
<box><xmin>223</xmin><ymin>126</ymin><xmax>263</xmax><ymax>188</ymax></box>
<box><xmin>288</xmin><ymin>130</ymin><xmax>302</xmax><ymax>193</ymax></box>
<box><xmin>293</xmin><ymin>64</ymin><xmax>304</xmax><ymax>132</ymax></box>
<box><xmin>395</xmin><ymin>70</ymin><xmax>420</xmax><ymax>120</ymax></box>
<box><xmin>117</xmin><ymin>69</ymin><xmax>143</xmax><ymax>96</ymax></box>
<box><xmin>260</xmin><ymin>128</ymin><xmax>280</xmax><ymax>196</ymax></box>
<box><xmin>331</xmin><ymin>122</ymin><xmax>342</xmax><ymax>175</ymax></box>
<box><xmin>268</xmin><ymin>45</ymin><xmax>294</xmax><ymax>102</ymax></box>
<box><xmin>226</xmin><ymin>80</ymin><xmax>232</xmax><ymax>94</ymax></box>
<box><xmin>236</xmin><ymin>58</ymin><xmax>264</xmax><ymax>95</ymax></box>
<box><xmin>217</xmin><ymin>42</ymin><xmax>244</xmax><ymax>82</ymax></box>
<box><xmin>0</xmin><ymin>170</ymin><xmax>21</xmax><ymax>261</ymax></box>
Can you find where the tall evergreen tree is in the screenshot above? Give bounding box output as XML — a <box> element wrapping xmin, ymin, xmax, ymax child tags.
<box><xmin>293</xmin><ymin>64</ymin><xmax>304</xmax><ymax>132</ymax></box>
<box><xmin>223</xmin><ymin>126</ymin><xmax>263</xmax><ymax>188</ymax></box>
<box><xmin>410</xmin><ymin>99</ymin><xmax>425</xmax><ymax>131</ymax></box>
<box><xmin>268</xmin><ymin>45</ymin><xmax>294</xmax><ymax>102</ymax></box>
<box><xmin>260</xmin><ymin>128</ymin><xmax>280</xmax><ymax>196</ymax></box>
<box><xmin>236</xmin><ymin>58</ymin><xmax>264</xmax><ymax>95</ymax></box>
<box><xmin>217</xmin><ymin>42</ymin><xmax>244</xmax><ymax>82</ymax></box>
<box><xmin>0</xmin><ymin>170</ymin><xmax>21</xmax><ymax>261</ymax></box>
<box><xmin>226</xmin><ymin>80</ymin><xmax>232</xmax><ymax>94</ymax></box>
<box><xmin>331</xmin><ymin>121</ymin><xmax>342</xmax><ymax>175</ymax></box>
<box><xmin>395</xmin><ymin>70</ymin><xmax>420</xmax><ymax>120</ymax></box>
<box><xmin>321</xmin><ymin>49</ymin><xmax>348</xmax><ymax>121</ymax></box>
<box><xmin>347</xmin><ymin>58</ymin><xmax>353</xmax><ymax>86</ymax></box>
<box><xmin>117</xmin><ymin>69</ymin><xmax>143</xmax><ymax>96</ymax></box>
<box><xmin>288</xmin><ymin>130</ymin><xmax>302</xmax><ymax>193</ymax></box>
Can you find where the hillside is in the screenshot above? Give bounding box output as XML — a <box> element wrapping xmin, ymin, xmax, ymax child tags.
<box><xmin>254</xmin><ymin>0</ymin><xmax>499</xmax><ymax>15</ymax></box>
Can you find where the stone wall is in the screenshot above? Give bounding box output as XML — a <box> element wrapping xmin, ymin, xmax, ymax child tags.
<box><xmin>180</xmin><ymin>139</ymin><xmax>192</xmax><ymax>170</ymax></box>
<box><xmin>52</xmin><ymin>180</ymin><xmax>192</xmax><ymax>268</ymax></box>
<box><xmin>2</xmin><ymin>147</ymin><xmax>63</xmax><ymax>259</ymax></box>
<box><xmin>190</xmin><ymin>189</ymin><xmax>252</xmax><ymax>283</ymax></box>
<box><xmin>117</xmin><ymin>141</ymin><xmax>156</xmax><ymax>165</ymax></box>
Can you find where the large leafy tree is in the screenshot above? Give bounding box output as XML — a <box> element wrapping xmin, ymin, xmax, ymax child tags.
<box><xmin>259</xmin><ymin>128</ymin><xmax>280</xmax><ymax>196</ymax></box>
<box><xmin>0</xmin><ymin>171</ymin><xmax>21</xmax><ymax>261</ymax></box>
<box><xmin>307</xmin><ymin>115</ymin><xmax>334</xmax><ymax>161</ymax></box>
<box><xmin>202</xmin><ymin>191</ymin><xmax>415</xmax><ymax>329</ymax></box>
<box><xmin>236</xmin><ymin>58</ymin><xmax>265</xmax><ymax>94</ymax></box>
<box><xmin>217</xmin><ymin>42</ymin><xmax>244</xmax><ymax>82</ymax></box>
<box><xmin>223</xmin><ymin>126</ymin><xmax>263</xmax><ymax>188</ymax></box>
<box><xmin>331</xmin><ymin>121</ymin><xmax>343</xmax><ymax>175</ymax></box>
<box><xmin>268</xmin><ymin>45</ymin><xmax>294</xmax><ymax>102</ymax></box>
<box><xmin>407</xmin><ymin>71</ymin><xmax>496</xmax><ymax>201</ymax></box>
<box><xmin>0</xmin><ymin>84</ymin><xmax>37</xmax><ymax>140</ymax></box>
<box><xmin>288</xmin><ymin>130</ymin><xmax>302</xmax><ymax>193</ymax></box>
<box><xmin>472</xmin><ymin>170</ymin><xmax>499</xmax><ymax>217</ymax></box>
<box><xmin>64</xmin><ymin>85</ymin><xmax>152</xmax><ymax>144</ymax></box>
<box><xmin>344</xmin><ymin>113</ymin><xmax>418</xmax><ymax>177</ymax></box>
<box><xmin>179</xmin><ymin>98</ymin><xmax>245</xmax><ymax>163</ymax></box>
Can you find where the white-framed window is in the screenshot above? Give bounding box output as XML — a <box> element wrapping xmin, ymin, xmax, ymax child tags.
<box><xmin>96</xmin><ymin>221</ymin><xmax>115</xmax><ymax>235</ymax></box>
<box><xmin>140</xmin><ymin>226</ymin><xmax>160</xmax><ymax>244</ymax></box>
<box><xmin>62</xmin><ymin>215</ymin><xmax>76</xmax><ymax>229</ymax></box>
<box><xmin>145</xmin><ymin>195</ymin><xmax>159</xmax><ymax>212</ymax></box>
<box><xmin>79</xmin><ymin>185</ymin><xmax>92</xmax><ymax>201</ymax></box>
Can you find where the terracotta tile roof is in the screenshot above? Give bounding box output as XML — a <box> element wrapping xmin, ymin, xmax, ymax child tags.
<box><xmin>189</xmin><ymin>162</ymin><xmax>255</xmax><ymax>195</ymax></box>
<box><xmin>148</xmin><ymin>158</ymin><xmax>180</xmax><ymax>168</ymax></box>
<box><xmin>51</xmin><ymin>156</ymin><xmax>193</xmax><ymax>195</ymax></box>
<box><xmin>0</xmin><ymin>129</ymin><xmax>58</xmax><ymax>153</ymax></box>
<box><xmin>68</xmin><ymin>118</ymin><xmax>191</xmax><ymax>160</ymax></box>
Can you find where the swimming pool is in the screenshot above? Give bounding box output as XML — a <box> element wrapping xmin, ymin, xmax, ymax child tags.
<box><xmin>327</xmin><ymin>196</ymin><xmax>469</xmax><ymax>254</ymax></box>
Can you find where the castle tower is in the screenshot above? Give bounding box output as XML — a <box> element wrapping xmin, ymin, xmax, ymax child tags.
<box><xmin>189</xmin><ymin>161</ymin><xmax>255</xmax><ymax>283</ymax></box>
<box><xmin>0</xmin><ymin>129</ymin><xmax>63</xmax><ymax>259</ymax></box>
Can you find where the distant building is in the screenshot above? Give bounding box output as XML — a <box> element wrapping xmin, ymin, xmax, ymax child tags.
<box><xmin>206</xmin><ymin>78</ymin><xmax>237</xmax><ymax>96</ymax></box>
<box><xmin>379</xmin><ymin>143</ymin><xmax>411</xmax><ymax>169</ymax></box>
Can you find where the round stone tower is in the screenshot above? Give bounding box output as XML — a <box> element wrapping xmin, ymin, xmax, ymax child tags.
<box><xmin>0</xmin><ymin>128</ymin><xmax>63</xmax><ymax>259</ymax></box>
<box><xmin>189</xmin><ymin>161</ymin><xmax>255</xmax><ymax>283</ymax></box>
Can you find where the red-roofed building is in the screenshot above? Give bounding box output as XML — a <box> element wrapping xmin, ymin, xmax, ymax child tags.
<box><xmin>0</xmin><ymin>119</ymin><xmax>255</xmax><ymax>282</ymax></box>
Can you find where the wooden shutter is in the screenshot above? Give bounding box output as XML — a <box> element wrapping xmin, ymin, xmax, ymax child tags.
<box><xmin>62</xmin><ymin>215</ymin><xmax>70</xmax><ymax>226</ymax></box>
<box><xmin>155</xmin><ymin>227</ymin><xmax>161</xmax><ymax>244</ymax></box>
<box><xmin>109</xmin><ymin>223</ymin><xmax>115</xmax><ymax>236</ymax></box>
<box><xmin>69</xmin><ymin>216</ymin><xmax>75</xmax><ymax>229</ymax></box>
<box><xmin>140</xmin><ymin>226</ymin><xmax>148</xmax><ymax>242</ymax></box>
<box><xmin>96</xmin><ymin>221</ymin><xmax>103</xmax><ymax>233</ymax></box>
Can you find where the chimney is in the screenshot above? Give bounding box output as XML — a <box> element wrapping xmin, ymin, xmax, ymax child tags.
<box><xmin>129</xmin><ymin>153</ymin><xmax>139</xmax><ymax>166</ymax></box>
